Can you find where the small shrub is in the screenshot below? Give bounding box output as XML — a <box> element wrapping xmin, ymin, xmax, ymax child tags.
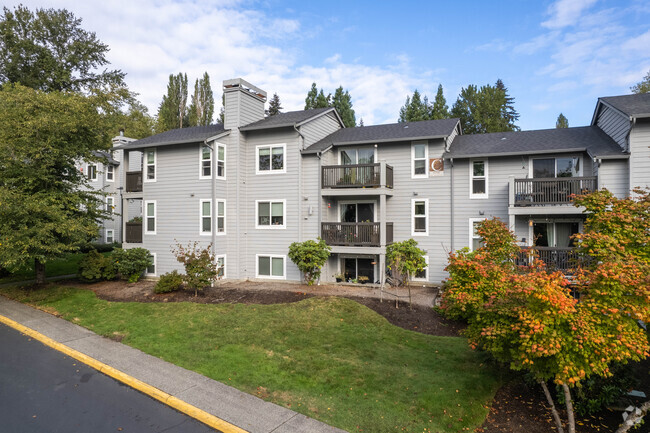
<box><xmin>154</xmin><ymin>270</ymin><xmax>184</xmax><ymax>294</ymax></box>
<box><xmin>78</xmin><ymin>249</ymin><xmax>115</xmax><ymax>282</ymax></box>
<box><xmin>80</xmin><ymin>242</ymin><xmax>121</xmax><ymax>253</ymax></box>
<box><xmin>171</xmin><ymin>241</ymin><xmax>219</xmax><ymax>296</ymax></box>
<box><xmin>288</xmin><ymin>238</ymin><xmax>331</xmax><ymax>285</ymax></box>
<box><xmin>112</xmin><ymin>248</ymin><xmax>152</xmax><ymax>283</ymax></box>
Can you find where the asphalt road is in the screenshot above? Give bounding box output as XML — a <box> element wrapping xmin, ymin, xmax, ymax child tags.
<box><xmin>0</xmin><ymin>323</ymin><xmax>220</xmax><ymax>433</ymax></box>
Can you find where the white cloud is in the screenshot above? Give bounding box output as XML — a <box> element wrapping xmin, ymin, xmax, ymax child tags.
<box><xmin>542</xmin><ymin>0</ymin><xmax>598</xmax><ymax>29</ymax></box>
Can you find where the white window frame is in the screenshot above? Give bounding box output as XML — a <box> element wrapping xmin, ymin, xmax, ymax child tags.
<box><xmin>146</xmin><ymin>252</ymin><xmax>157</xmax><ymax>277</ymax></box>
<box><xmin>200</xmin><ymin>199</ymin><xmax>212</xmax><ymax>236</ymax></box>
<box><xmin>215</xmin><ymin>254</ymin><xmax>226</xmax><ymax>279</ymax></box>
<box><xmin>256</xmin><ymin>143</ymin><xmax>286</xmax><ymax>175</ymax></box>
<box><xmin>470</xmin><ymin>159</ymin><xmax>488</xmax><ymax>199</ymax></box>
<box><xmin>255</xmin><ymin>199</ymin><xmax>286</xmax><ymax>229</ymax></box>
<box><xmin>144</xmin><ymin>149</ymin><xmax>156</xmax><ymax>182</ymax></box>
<box><xmin>106</xmin><ymin>196</ymin><xmax>115</xmax><ymax>215</ymax></box>
<box><xmin>528</xmin><ymin>155</ymin><xmax>583</xmax><ymax>178</ymax></box>
<box><xmin>338</xmin><ymin>147</ymin><xmax>377</xmax><ymax>165</ymax></box>
<box><xmin>216</xmin><ymin>199</ymin><xmax>226</xmax><ymax>235</ymax></box>
<box><xmin>411</xmin><ymin>141</ymin><xmax>428</xmax><ymax>179</ymax></box>
<box><xmin>105</xmin><ymin>229</ymin><xmax>114</xmax><ymax>244</ymax></box>
<box><xmin>87</xmin><ymin>163</ymin><xmax>98</xmax><ymax>181</ymax></box>
<box><xmin>412</xmin><ymin>256</ymin><xmax>429</xmax><ymax>282</ymax></box>
<box><xmin>216</xmin><ymin>143</ymin><xmax>226</xmax><ymax>179</ymax></box>
<box><xmin>469</xmin><ymin>218</ymin><xmax>487</xmax><ymax>251</ymax></box>
<box><xmin>199</xmin><ymin>144</ymin><xmax>212</xmax><ymax>180</ymax></box>
<box><xmin>106</xmin><ymin>165</ymin><xmax>114</xmax><ymax>182</ymax></box>
<box><xmin>255</xmin><ymin>254</ymin><xmax>286</xmax><ymax>280</ymax></box>
<box><xmin>411</xmin><ymin>198</ymin><xmax>429</xmax><ymax>236</ymax></box>
<box><xmin>144</xmin><ymin>200</ymin><xmax>156</xmax><ymax>235</ymax></box>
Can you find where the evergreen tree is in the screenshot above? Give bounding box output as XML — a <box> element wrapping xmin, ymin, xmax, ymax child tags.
<box><xmin>304</xmin><ymin>83</ymin><xmax>318</xmax><ymax>109</ymax></box>
<box><xmin>450</xmin><ymin>85</ymin><xmax>480</xmax><ymax>133</ymax></box>
<box><xmin>358</xmin><ymin>118</ymin><xmax>364</xmax><ymax>127</ymax></box>
<box><xmin>631</xmin><ymin>70</ymin><xmax>650</xmax><ymax>94</ymax></box>
<box><xmin>430</xmin><ymin>84</ymin><xmax>450</xmax><ymax>119</ymax></box>
<box><xmin>451</xmin><ymin>81</ymin><xmax>520</xmax><ymax>134</ymax></box>
<box><xmin>332</xmin><ymin>86</ymin><xmax>356</xmax><ymax>127</ymax></box>
<box><xmin>495</xmin><ymin>79</ymin><xmax>520</xmax><ymax>130</ymax></box>
<box><xmin>218</xmin><ymin>93</ymin><xmax>225</xmax><ymax>124</ymax></box>
<box><xmin>267</xmin><ymin>93</ymin><xmax>282</xmax><ymax>116</ymax></box>
<box><xmin>556</xmin><ymin>113</ymin><xmax>569</xmax><ymax>128</ymax></box>
<box><xmin>398</xmin><ymin>89</ymin><xmax>429</xmax><ymax>122</ymax></box>
<box><xmin>188</xmin><ymin>72</ymin><xmax>214</xmax><ymax>127</ymax></box>
<box><xmin>156</xmin><ymin>72</ymin><xmax>188</xmax><ymax>132</ymax></box>
<box><xmin>315</xmin><ymin>89</ymin><xmax>331</xmax><ymax>108</ymax></box>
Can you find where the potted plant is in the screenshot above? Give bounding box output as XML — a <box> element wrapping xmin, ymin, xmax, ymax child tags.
<box><xmin>334</xmin><ymin>273</ymin><xmax>344</xmax><ymax>282</ymax></box>
<box><xmin>358</xmin><ymin>276</ymin><xmax>369</xmax><ymax>284</ymax></box>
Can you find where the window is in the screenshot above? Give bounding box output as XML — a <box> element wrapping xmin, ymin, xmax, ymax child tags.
<box><xmin>411</xmin><ymin>141</ymin><xmax>428</xmax><ymax>178</ymax></box>
<box><xmin>106</xmin><ymin>196</ymin><xmax>114</xmax><ymax>214</ymax></box>
<box><xmin>145</xmin><ymin>200</ymin><xmax>156</xmax><ymax>234</ymax></box>
<box><xmin>256</xmin><ymin>144</ymin><xmax>285</xmax><ymax>174</ymax></box>
<box><xmin>200</xmin><ymin>144</ymin><xmax>212</xmax><ymax>178</ymax></box>
<box><xmin>256</xmin><ymin>254</ymin><xmax>285</xmax><ymax>279</ymax></box>
<box><xmin>470</xmin><ymin>159</ymin><xmax>488</xmax><ymax>198</ymax></box>
<box><xmin>469</xmin><ymin>218</ymin><xmax>486</xmax><ymax>251</ymax></box>
<box><xmin>216</xmin><ymin>255</ymin><xmax>226</xmax><ymax>278</ymax></box>
<box><xmin>532</xmin><ymin>157</ymin><xmax>580</xmax><ymax>178</ymax></box>
<box><xmin>106</xmin><ymin>165</ymin><xmax>114</xmax><ymax>182</ymax></box>
<box><xmin>413</xmin><ymin>256</ymin><xmax>429</xmax><ymax>281</ymax></box>
<box><xmin>217</xmin><ymin>144</ymin><xmax>225</xmax><ymax>178</ymax></box>
<box><xmin>87</xmin><ymin>164</ymin><xmax>97</xmax><ymax>181</ymax></box>
<box><xmin>256</xmin><ymin>200</ymin><xmax>285</xmax><ymax>228</ymax></box>
<box><xmin>200</xmin><ymin>199</ymin><xmax>211</xmax><ymax>235</ymax></box>
<box><xmin>217</xmin><ymin>200</ymin><xmax>225</xmax><ymax>234</ymax></box>
<box><xmin>411</xmin><ymin>199</ymin><xmax>429</xmax><ymax>236</ymax></box>
<box><xmin>146</xmin><ymin>253</ymin><xmax>156</xmax><ymax>276</ymax></box>
<box><xmin>145</xmin><ymin>149</ymin><xmax>156</xmax><ymax>181</ymax></box>
<box><xmin>105</xmin><ymin>229</ymin><xmax>114</xmax><ymax>244</ymax></box>
<box><xmin>340</xmin><ymin>148</ymin><xmax>375</xmax><ymax>165</ymax></box>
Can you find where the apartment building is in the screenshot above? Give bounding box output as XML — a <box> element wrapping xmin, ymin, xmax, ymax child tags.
<box><xmin>115</xmin><ymin>78</ymin><xmax>650</xmax><ymax>284</ymax></box>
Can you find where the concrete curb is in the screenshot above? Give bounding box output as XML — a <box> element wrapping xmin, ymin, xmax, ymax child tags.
<box><xmin>0</xmin><ymin>313</ymin><xmax>247</xmax><ymax>433</ymax></box>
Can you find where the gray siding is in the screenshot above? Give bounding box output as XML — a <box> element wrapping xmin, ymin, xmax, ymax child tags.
<box><xmin>599</xmin><ymin>159</ymin><xmax>630</xmax><ymax>197</ymax></box>
<box><xmin>300</xmin><ymin>112</ymin><xmax>342</xmax><ymax>148</ymax></box>
<box><xmin>596</xmin><ymin>105</ymin><xmax>630</xmax><ymax>151</ymax></box>
<box><xmin>224</xmin><ymin>90</ymin><xmax>265</xmax><ymax>130</ymax></box>
<box><xmin>630</xmin><ymin>119</ymin><xmax>650</xmax><ymax>191</ymax></box>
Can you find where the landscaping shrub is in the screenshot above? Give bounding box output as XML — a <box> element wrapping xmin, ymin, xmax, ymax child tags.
<box><xmin>112</xmin><ymin>248</ymin><xmax>152</xmax><ymax>283</ymax></box>
<box><xmin>171</xmin><ymin>241</ymin><xmax>219</xmax><ymax>296</ymax></box>
<box><xmin>154</xmin><ymin>270</ymin><xmax>184</xmax><ymax>294</ymax></box>
<box><xmin>80</xmin><ymin>242</ymin><xmax>121</xmax><ymax>253</ymax></box>
<box><xmin>78</xmin><ymin>249</ymin><xmax>115</xmax><ymax>282</ymax></box>
<box><xmin>288</xmin><ymin>238</ymin><xmax>331</xmax><ymax>285</ymax></box>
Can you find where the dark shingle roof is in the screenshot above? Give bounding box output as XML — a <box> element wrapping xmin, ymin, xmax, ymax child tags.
<box><xmin>240</xmin><ymin>108</ymin><xmax>336</xmax><ymax>131</ymax></box>
<box><xmin>117</xmin><ymin>124</ymin><xmax>227</xmax><ymax>150</ymax></box>
<box><xmin>599</xmin><ymin>93</ymin><xmax>650</xmax><ymax>118</ymax></box>
<box><xmin>447</xmin><ymin>126</ymin><xmax>626</xmax><ymax>159</ymax></box>
<box><xmin>92</xmin><ymin>150</ymin><xmax>119</xmax><ymax>165</ymax></box>
<box><xmin>303</xmin><ymin>118</ymin><xmax>460</xmax><ymax>154</ymax></box>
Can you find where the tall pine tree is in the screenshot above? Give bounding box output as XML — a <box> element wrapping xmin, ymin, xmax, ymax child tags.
<box><xmin>156</xmin><ymin>72</ymin><xmax>188</xmax><ymax>132</ymax></box>
<box><xmin>556</xmin><ymin>113</ymin><xmax>569</xmax><ymax>128</ymax></box>
<box><xmin>188</xmin><ymin>72</ymin><xmax>214</xmax><ymax>126</ymax></box>
<box><xmin>430</xmin><ymin>84</ymin><xmax>449</xmax><ymax>119</ymax></box>
<box><xmin>398</xmin><ymin>90</ymin><xmax>429</xmax><ymax>122</ymax></box>
<box><xmin>267</xmin><ymin>93</ymin><xmax>282</xmax><ymax>116</ymax></box>
<box><xmin>332</xmin><ymin>86</ymin><xmax>356</xmax><ymax>127</ymax></box>
<box><xmin>304</xmin><ymin>83</ymin><xmax>318</xmax><ymax>109</ymax></box>
<box><xmin>451</xmin><ymin>81</ymin><xmax>520</xmax><ymax>134</ymax></box>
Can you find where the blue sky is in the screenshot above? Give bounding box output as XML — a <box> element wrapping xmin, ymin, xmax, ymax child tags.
<box><xmin>20</xmin><ymin>0</ymin><xmax>650</xmax><ymax>130</ymax></box>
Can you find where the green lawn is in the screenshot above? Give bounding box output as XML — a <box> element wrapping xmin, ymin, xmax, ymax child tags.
<box><xmin>0</xmin><ymin>285</ymin><xmax>501</xmax><ymax>432</ymax></box>
<box><xmin>0</xmin><ymin>253</ymin><xmax>88</xmax><ymax>284</ymax></box>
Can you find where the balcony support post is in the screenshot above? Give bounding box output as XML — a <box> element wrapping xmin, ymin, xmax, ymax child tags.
<box><xmin>122</xmin><ymin>151</ymin><xmax>129</xmax><ymax>243</ymax></box>
<box><xmin>380</xmin><ymin>160</ymin><xmax>387</xmax><ymax>188</ymax></box>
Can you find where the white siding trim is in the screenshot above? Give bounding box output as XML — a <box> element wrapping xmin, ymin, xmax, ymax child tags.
<box><xmin>411</xmin><ymin>141</ymin><xmax>428</xmax><ymax>179</ymax></box>
<box><xmin>255</xmin><ymin>254</ymin><xmax>286</xmax><ymax>280</ymax></box>
<box><xmin>255</xmin><ymin>199</ymin><xmax>286</xmax><ymax>229</ymax></box>
<box><xmin>411</xmin><ymin>198</ymin><xmax>429</xmax><ymax>236</ymax></box>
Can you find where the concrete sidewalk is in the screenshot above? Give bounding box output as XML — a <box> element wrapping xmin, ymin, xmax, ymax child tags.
<box><xmin>0</xmin><ymin>295</ymin><xmax>346</xmax><ymax>433</ymax></box>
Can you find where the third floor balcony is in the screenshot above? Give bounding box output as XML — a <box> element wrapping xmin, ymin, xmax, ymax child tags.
<box><xmin>321</xmin><ymin>163</ymin><xmax>394</xmax><ymax>197</ymax></box>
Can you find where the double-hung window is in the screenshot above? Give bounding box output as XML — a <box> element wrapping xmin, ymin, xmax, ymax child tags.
<box><xmin>217</xmin><ymin>144</ymin><xmax>225</xmax><ymax>178</ymax></box>
<box><xmin>413</xmin><ymin>256</ymin><xmax>429</xmax><ymax>281</ymax></box>
<box><xmin>257</xmin><ymin>255</ymin><xmax>285</xmax><ymax>279</ymax></box>
<box><xmin>216</xmin><ymin>200</ymin><xmax>225</xmax><ymax>234</ymax></box>
<box><xmin>470</xmin><ymin>159</ymin><xmax>488</xmax><ymax>198</ymax></box>
<box><xmin>469</xmin><ymin>218</ymin><xmax>486</xmax><ymax>251</ymax></box>
<box><xmin>106</xmin><ymin>196</ymin><xmax>114</xmax><ymax>214</ymax></box>
<box><xmin>145</xmin><ymin>149</ymin><xmax>156</xmax><ymax>181</ymax></box>
<box><xmin>216</xmin><ymin>255</ymin><xmax>226</xmax><ymax>278</ymax></box>
<box><xmin>105</xmin><ymin>229</ymin><xmax>114</xmax><ymax>244</ymax></box>
<box><xmin>87</xmin><ymin>164</ymin><xmax>98</xmax><ymax>181</ymax></box>
<box><xmin>106</xmin><ymin>165</ymin><xmax>114</xmax><ymax>182</ymax></box>
<box><xmin>256</xmin><ymin>200</ymin><xmax>285</xmax><ymax>228</ymax></box>
<box><xmin>200</xmin><ymin>199</ymin><xmax>212</xmax><ymax>235</ymax></box>
<box><xmin>145</xmin><ymin>201</ymin><xmax>156</xmax><ymax>234</ymax></box>
<box><xmin>412</xmin><ymin>141</ymin><xmax>428</xmax><ymax>178</ymax></box>
<box><xmin>146</xmin><ymin>253</ymin><xmax>156</xmax><ymax>276</ymax></box>
<box><xmin>256</xmin><ymin>144</ymin><xmax>285</xmax><ymax>174</ymax></box>
<box><xmin>411</xmin><ymin>199</ymin><xmax>429</xmax><ymax>236</ymax></box>
<box><xmin>200</xmin><ymin>145</ymin><xmax>212</xmax><ymax>178</ymax></box>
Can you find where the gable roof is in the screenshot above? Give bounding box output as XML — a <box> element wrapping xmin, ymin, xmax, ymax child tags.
<box><xmin>116</xmin><ymin>124</ymin><xmax>228</xmax><ymax>150</ymax></box>
<box><xmin>92</xmin><ymin>150</ymin><xmax>119</xmax><ymax>165</ymax></box>
<box><xmin>597</xmin><ymin>93</ymin><xmax>650</xmax><ymax>119</ymax></box>
<box><xmin>239</xmin><ymin>107</ymin><xmax>342</xmax><ymax>131</ymax></box>
<box><xmin>447</xmin><ymin>126</ymin><xmax>626</xmax><ymax>159</ymax></box>
<box><xmin>303</xmin><ymin>118</ymin><xmax>460</xmax><ymax>154</ymax></box>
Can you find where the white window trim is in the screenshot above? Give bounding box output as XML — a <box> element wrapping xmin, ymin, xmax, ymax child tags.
<box><xmin>411</xmin><ymin>141</ymin><xmax>428</xmax><ymax>179</ymax></box>
<box><xmin>469</xmin><ymin>159</ymin><xmax>488</xmax><ymax>199</ymax></box>
<box><xmin>216</xmin><ymin>142</ymin><xmax>226</xmax><ymax>180</ymax></box>
<box><xmin>199</xmin><ymin>144</ymin><xmax>212</xmax><ymax>180</ymax></box>
<box><xmin>469</xmin><ymin>218</ymin><xmax>487</xmax><ymax>251</ymax></box>
<box><xmin>411</xmin><ymin>198</ymin><xmax>429</xmax><ymax>236</ymax></box>
<box><xmin>528</xmin><ymin>155</ymin><xmax>583</xmax><ymax>178</ymax></box>
<box><xmin>412</xmin><ymin>256</ymin><xmax>429</xmax><ymax>282</ymax></box>
<box><xmin>255</xmin><ymin>199</ymin><xmax>286</xmax><ymax>229</ymax></box>
<box><xmin>144</xmin><ymin>200</ymin><xmax>156</xmax><ymax>235</ymax></box>
<box><xmin>106</xmin><ymin>196</ymin><xmax>115</xmax><ymax>215</ymax></box>
<box><xmin>255</xmin><ymin>254</ymin><xmax>287</xmax><ymax>280</ymax></box>
<box><xmin>255</xmin><ymin>143</ymin><xmax>287</xmax><ymax>175</ymax></box>
<box><xmin>105</xmin><ymin>229</ymin><xmax>114</xmax><ymax>244</ymax></box>
<box><xmin>146</xmin><ymin>252</ymin><xmax>157</xmax><ymax>277</ymax></box>
<box><xmin>87</xmin><ymin>163</ymin><xmax>98</xmax><ymax>181</ymax></box>
<box><xmin>144</xmin><ymin>149</ymin><xmax>156</xmax><ymax>183</ymax></box>
<box><xmin>199</xmin><ymin>199</ymin><xmax>212</xmax><ymax>236</ymax></box>
<box><xmin>337</xmin><ymin>147</ymin><xmax>377</xmax><ymax>164</ymax></box>
<box><xmin>216</xmin><ymin>199</ymin><xmax>226</xmax><ymax>235</ymax></box>
<box><xmin>106</xmin><ymin>165</ymin><xmax>114</xmax><ymax>182</ymax></box>
<box><xmin>216</xmin><ymin>254</ymin><xmax>226</xmax><ymax>279</ymax></box>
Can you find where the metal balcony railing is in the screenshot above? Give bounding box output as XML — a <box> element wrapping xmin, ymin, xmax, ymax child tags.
<box><xmin>126</xmin><ymin>171</ymin><xmax>143</xmax><ymax>192</ymax></box>
<box><xmin>322</xmin><ymin>164</ymin><xmax>393</xmax><ymax>188</ymax></box>
<box><xmin>514</xmin><ymin>177</ymin><xmax>597</xmax><ymax>206</ymax></box>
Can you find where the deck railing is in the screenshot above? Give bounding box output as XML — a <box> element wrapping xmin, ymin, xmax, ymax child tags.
<box><xmin>125</xmin><ymin>221</ymin><xmax>142</xmax><ymax>243</ymax></box>
<box><xmin>126</xmin><ymin>171</ymin><xmax>143</xmax><ymax>192</ymax></box>
<box><xmin>517</xmin><ymin>247</ymin><xmax>590</xmax><ymax>273</ymax></box>
<box><xmin>321</xmin><ymin>222</ymin><xmax>384</xmax><ymax>246</ymax></box>
<box><xmin>322</xmin><ymin>164</ymin><xmax>393</xmax><ymax>188</ymax></box>
<box><xmin>514</xmin><ymin>176</ymin><xmax>597</xmax><ymax>206</ymax></box>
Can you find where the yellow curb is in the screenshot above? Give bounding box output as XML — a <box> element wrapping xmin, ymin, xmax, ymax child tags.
<box><xmin>0</xmin><ymin>313</ymin><xmax>248</xmax><ymax>433</ymax></box>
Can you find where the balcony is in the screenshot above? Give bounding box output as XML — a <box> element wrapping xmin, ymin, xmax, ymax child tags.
<box><xmin>517</xmin><ymin>247</ymin><xmax>590</xmax><ymax>273</ymax></box>
<box><xmin>513</xmin><ymin>176</ymin><xmax>597</xmax><ymax>206</ymax></box>
<box><xmin>322</xmin><ymin>163</ymin><xmax>393</xmax><ymax>189</ymax></box>
<box><xmin>126</xmin><ymin>171</ymin><xmax>143</xmax><ymax>193</ymax></box>
<box><xmin>321</xmin><ymin>222</ymin><xmax>393</xmax><ymax>247</ymax></box>
<box><xmin>125</xmin><ymin>221</ymin><xmax>142</xmax><ymax>243</ymax></box>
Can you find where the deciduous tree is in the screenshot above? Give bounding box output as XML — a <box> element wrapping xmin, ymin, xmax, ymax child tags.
<box><xmin>631</xmin><ymin>70</ymin><xmax>650</xmax><ymax>94</ymax></box>
<box><xmin>156</xmin><ymin>72</ymin><xmax>188</xmax><ymax>132</ymax></box>
<box><xmin>451</xmin><ymin>80</ymin><xmax>520</xmax><ymax>134</ymax></box>
<box><xmin>288</xmin><ymin>238</ymin><xmax>331</xmax><ymax>285</ymax></box>
<box><xmin>556</xmin><ymin>113</ymin><xmax>569</xmax><ymax>128</ymax></box>
<box><xmin>188</xmin><ymin>72</ymin><xmax>214</xmax><ymax>126</ymax></box>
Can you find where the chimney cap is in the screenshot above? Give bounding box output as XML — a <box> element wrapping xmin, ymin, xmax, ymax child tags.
<box><xmin>222</xmin><ymin>78</ymin><xmax>267</xmax><ymax>102</ymax></box>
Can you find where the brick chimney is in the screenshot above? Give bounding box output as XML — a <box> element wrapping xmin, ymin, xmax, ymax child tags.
<box><xmin>222</xmin><ymin>78</ymin><xmax>267</xmax><ymax>130</ymax></box>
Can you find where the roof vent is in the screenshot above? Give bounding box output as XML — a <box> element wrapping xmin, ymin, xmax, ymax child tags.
<box><xmin>501</xmin><ymin>137</ymin><xmax>507</xmax><ymax>140</ymax></box>
<box><xmin>404</xmin><ymin>125</ymin><xmax>409</xmax><ymax>128</ymax></box>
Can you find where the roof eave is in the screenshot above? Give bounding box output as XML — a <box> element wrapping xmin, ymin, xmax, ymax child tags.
<box><xmin>333</xmin><ymin>134</ymin><xmax>449</xmax><ymax>147</ymax></box>
<box><xmin>205</xmin><ymin>130</ymin><xmax>231</xmax><ymax>142</ymax></box>
<box><xmin>444</xmin><ymin>147</ymin><xmax>591</xmax><ymax>159</ymax></box>
<box><xmin>296</xmin><ymin>107</ymin><xmax>343</xmax><ymax>128</ymax></box>
<box><xmin>117</xmin><ymin>136</ymin><xmax>221</xmax><ymax>150</ymax></box>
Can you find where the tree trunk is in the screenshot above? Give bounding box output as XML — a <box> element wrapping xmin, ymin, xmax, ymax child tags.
<box><xmin>34</xmin><ymin>258</ymin><xmax>46</xmax><ymax>285</ymax></box>
<box><xmin>562</xmin><ymin>383</ymin><xmax>576</xmax><ymax>433</ymax></box>
<box><xmin>540</xmin><ymin>380</ymin><xmax>565</xmax><ymax>433</ymax></box>
<box><xmin>615</xmin><ymin>400</ymin><xmax>650</xmax><ymax>433</ymax></box>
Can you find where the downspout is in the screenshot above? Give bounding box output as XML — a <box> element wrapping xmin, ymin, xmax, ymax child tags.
<box><xmin>204</xmin><ymin>139</ymin><xmax>217</xmax><ymax>259</ymax></box>
<box><xmin>449</xmin><ymin>158</ymin><xmax>454</xmax><ymax>252</ymax></box>
<box><xmin>294</xmin><ymin>125</ymin><xmax>305</xmax><ymax>243</ymax></box>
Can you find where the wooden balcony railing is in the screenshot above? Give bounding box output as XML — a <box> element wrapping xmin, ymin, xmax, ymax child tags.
<box><xmin>126</xmin><ymin>171</ymin><xmax>143</xmax><ymax>192</ymax></box>
<box><xmin>322</xmin><ymin>222</ymin><xmax>387</xmax><ymax>247</ymax></box>
<box><xmin>514</xmin><ymin>176</ymin><xmax>597</xmax><ymax>206</ymax></box>
<box><xmin>322</xmin><ymin>164</ymin><xmax>393</xmax><ymax>188</ymax></box>
<box><xmin>125</xmin><ymin>221</ymin><xmax>142</xmax><ymax>243</ymax></box>
<box><xmin>517</xmin><ymin>247</ymin><xmax>590</xmax><ymax>273</ymax></box>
